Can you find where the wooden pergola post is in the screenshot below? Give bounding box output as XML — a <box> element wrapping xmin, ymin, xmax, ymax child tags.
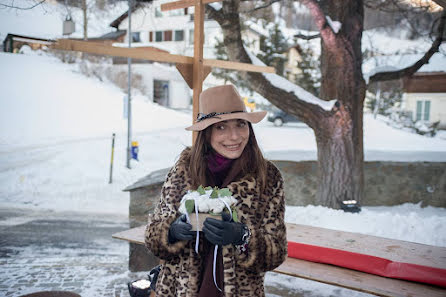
<box><xmin>191</xmin><ymin>0</ymin><xmax>205</xmax><ymax>144</ymax></box>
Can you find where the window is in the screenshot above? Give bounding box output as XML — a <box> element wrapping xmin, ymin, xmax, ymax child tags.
<box><xmin>155</xmin><ymin>31</ymin><xmax>163</xmax><ymax>42</ymax></box>
<box><xmin>189</xmin><ymin>29</ymin><xmax>194</xmax><ymax>45</ymax></box>
<box><xmin>174</xmin><ymin>30</ymin><xmax>184</xmax><ymax>41</ymax></box>
<box><xmin>164</xmin><ymin>30</ymin><xmax>172</xmax><ymax>42</ymax></box>
<box><xmin>131</xmin><ymin>32</ymin><xmax>141</xmax><ymax>43</ymax></box>
<box><xmin>416</xmin><ymin>100</ymin><xmax>431</xmax><ymax>121</ymax></box>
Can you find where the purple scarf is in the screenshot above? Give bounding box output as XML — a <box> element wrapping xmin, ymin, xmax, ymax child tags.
<box><xmin>208</xmin><ymin>151</ymin><xmax>234</xmax><ymax>186</ymax></box>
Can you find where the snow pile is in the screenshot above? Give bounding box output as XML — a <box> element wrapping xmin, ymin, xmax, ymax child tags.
<box><xmin>285</xmin><ymin>203</ymin><xmax>446</xmax><ymax>247</ymax></box>
<box><xmin>0</xmin><ymin>52</ymin><xmax>190</xmax><ymax>147</ymax></box>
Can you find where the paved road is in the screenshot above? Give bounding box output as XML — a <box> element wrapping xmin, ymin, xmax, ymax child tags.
<box><xmin>0</xmin><ymin>207</ymin><xmax>146</xmax><ymax>297</ymax></box>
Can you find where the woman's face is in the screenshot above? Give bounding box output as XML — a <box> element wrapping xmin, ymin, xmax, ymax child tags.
<box><xmin>210</xmin><ymin>119</ymin><xmax>250</xmax><ymax>159</ymax></box>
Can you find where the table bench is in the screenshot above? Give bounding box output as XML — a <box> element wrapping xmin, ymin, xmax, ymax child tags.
<box><xmin>113</xmin><ymin>223</ymin><xmax>446</xmax><ymax>297</ymax></box>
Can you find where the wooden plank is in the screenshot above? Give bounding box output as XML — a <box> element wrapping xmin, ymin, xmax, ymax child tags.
<box><xmin>286</xmin><ymin>224</ymin><xmax>446</xmax><ymax>269</ymax></box>
<box><xmin>112</xmin><ymin>225</ymin><xmax>145</xmax><ymax>244</ymax></box>
<box><xmin>191</xmin><ymin>0</ymin><xmax>205</xmax><ymax>144</ymax></box>
<box><xmin>161</xmin><ymin>0</ymin><xmax>220</xmax><ymax>11</ymax></box>
<box><xmin>176</xmin><ymin>63</ymin><xmax>212</xmax><ymax>89</ymax></box>
<box><xmin>52</xmin><ymin>39</ymin><xmax>193</xmax><ymax>64</ymax></box>
<box><xmin>112</xmin><ymin>225</ymin><xmax>446</xmax><ymax>297</ymax></box>
<box><xmin>204</xmin><ymin>59</ymin><xmax>275</xmax><ymax>74</ymax></box>
<box><xmin>112</xmin><ymin>224</ymin><xmax>446</xmax><ymax>269</ymax></box>
<box><xmin>51</xmin><ymin>39</ymin><xmax>273</xmax><ymax>74</ymax></box>
<box><xmin>275</xmin><ymin>258</ymin><xmax>446</xmax><ymax>297</ymax></box>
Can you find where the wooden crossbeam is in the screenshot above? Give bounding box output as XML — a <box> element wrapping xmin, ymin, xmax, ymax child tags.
<box><xmin>50</xmin><ymin>39</ymin><xmax>275</xmax><ymax>74</ymax></box>
<box><xmin>52</xmin><ymin>39</ymin><xmax>193</xmax><ymax>64</ymax></box>
<box><xmin>161</xmin><ymin>0</ymin><xmax>220</xmax><ymax>11</ymax></box>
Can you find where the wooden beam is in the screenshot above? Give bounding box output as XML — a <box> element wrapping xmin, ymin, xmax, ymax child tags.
<box><xmin>51</xmin><ymin>39</ymin><xmax>193</xmax><ymax>64</ymax></box>
<box><xmin>161</xmin><ymin>0</ymin><xmax>220</xmax><ymax>11</ymax></box>
<box><xmin>51</xmin><ymin>39</ymin><xmax>275</xmax><ymax>74</ymax></box>
<box><xmin>176</xmin><ymin>63</ymin><xmax>212</xmax><ymax>89</ymax></box>
<box><xmin>191</xmin><ymin>0</ymin><xmax>205</xmax><ymax>144</ymax></box>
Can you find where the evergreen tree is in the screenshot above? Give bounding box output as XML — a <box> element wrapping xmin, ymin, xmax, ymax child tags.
<box><xmin>256</xmin><ymin>24</ymin><xmax>289</xmax><ymax>76</ymax></box>
<box><xmin>292</xmin><ymin>40</ymin><xmax>320</xmax><ymax>97</ymax></box>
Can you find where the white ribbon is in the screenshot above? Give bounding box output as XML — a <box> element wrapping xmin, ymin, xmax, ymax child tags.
<box><xmin>194</xmin><ymin>199</ymin><xmax>200</xmax><ymax>254</ymax></box>
<box><xmin>211</xmin><ymin>197</ymin><xmax>233</xmax><ymax>292</ymax></box>
<box><xmin>213</xmin><ymin>245</ymin><xmax>222</xmax><ymax>292</ymax></box>
<box><xmin>185</xmin><ymin>197</ymin><xmax>234</xmax><ymax>292</ymax></box>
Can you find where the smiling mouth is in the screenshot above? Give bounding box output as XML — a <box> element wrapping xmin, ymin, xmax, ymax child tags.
<box><xmin>223</xmin><ymin>143</ymin><xmax>241</xmax><ymax>150</ymax></box>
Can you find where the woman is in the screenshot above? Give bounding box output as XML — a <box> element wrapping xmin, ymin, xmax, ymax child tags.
<box><xmin>145</xmin><ymin>85</ymin><xmax>287</xmax><ymax>297</ymax></box>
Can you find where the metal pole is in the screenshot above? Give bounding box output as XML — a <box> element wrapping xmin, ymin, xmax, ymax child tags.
<box><xmin>126</xmin><ymin>0</ymin><xmax>132</xmax><ymax>169</ymax></box>
<box><xmin>109</xmin><ymin>133</ymin><xmax>115</xmax><ymax>184</ymax></box>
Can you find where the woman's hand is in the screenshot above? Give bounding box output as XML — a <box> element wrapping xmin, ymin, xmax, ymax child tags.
<box><xmin>203</xmin><ymin>213</ymin><xmax>245</xmax><ymax>246</ymax></box>
<box><xmin>168</xmin><ymin>214</ymin><xmax>195</xmax><ymax>244</ymax></box>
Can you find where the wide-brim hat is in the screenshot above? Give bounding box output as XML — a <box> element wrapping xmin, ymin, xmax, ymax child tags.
<box><xmin>185</xmin><ymin>85</ymin><xmax>267</xmax><ymax>131</ymax></box>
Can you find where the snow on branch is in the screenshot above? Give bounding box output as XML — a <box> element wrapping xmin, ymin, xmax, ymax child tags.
<box><xmin>245</xmin><ymin>48</ymin><xmax>337</xmax><ymax>112</ymax></box>
<box><xmin>301</xmin><ymin>0</ymin><xmax>338</xmax><ymax>49</ymax></box>
<box><xmin>326</xmin><ymin>16</ymin><xmax>342</xmax><ymax>34</ymax></box>
<box><xmin>368</xmin><ymin>11</ymin><xmax>446</xmax><ymax>83</ymax></box>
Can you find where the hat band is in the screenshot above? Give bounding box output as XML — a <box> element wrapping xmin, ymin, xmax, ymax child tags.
<box><xmin>196</xmin><ymin>110</ymin><xmax>245</xmax><ymax>122</ymax></box>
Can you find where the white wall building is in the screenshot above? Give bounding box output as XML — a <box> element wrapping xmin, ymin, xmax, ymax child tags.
<box><xmin>109</xmin><ymin>0</ymin><xmax>264</xmax><ymax>109</ymax></box>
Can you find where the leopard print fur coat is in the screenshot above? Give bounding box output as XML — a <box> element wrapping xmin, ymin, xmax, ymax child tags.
<box><xmin>145</xmin><ymin>149</ymin><xmax>287</xmax><ymax>297</ymax></box>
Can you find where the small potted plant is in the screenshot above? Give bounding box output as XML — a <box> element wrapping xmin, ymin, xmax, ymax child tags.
<box><xmin>179</xmin><ymin>186</ymin><xmax>239</xmax><ymax>230</ymax></box>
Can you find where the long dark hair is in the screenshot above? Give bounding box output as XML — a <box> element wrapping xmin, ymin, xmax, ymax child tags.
<box><xmin>183</xmin><ymin>123</ymin><xmax>267</xmax><ymax>191</ymax></box>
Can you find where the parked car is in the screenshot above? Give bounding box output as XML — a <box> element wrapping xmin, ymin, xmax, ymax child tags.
<box><xmin>267</xmin><ymin>110</ymin><xmax>301</xmax><ymax>126</ymax></box>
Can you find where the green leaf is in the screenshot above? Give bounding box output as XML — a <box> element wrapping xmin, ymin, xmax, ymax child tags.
<box><xmin>185</xmin><ymin>200</ymin><xmax>195</xmax><ymax>213</ymax></box>
<box><xmin>210</xmin><ymin>187</ymin><xmax>219</xmax><ymax>199</ymax></box>
<box><xmin>197</xmin><ymin>185</ymin><xmax>206</xmax><ymax>195</ymax></box>
<box><xmin>204</xmin><ymin>186</ymin><xmax>212</xmax><ymax>191</ymax></box>
<box><xmin>232</xmin><ymin>210</ymin><xmax>238</xmax><ymax>222</ymax></box>
<box><xmin>218</xmin><ymin>188</ymin><xmax>232</xmax><ymax>197</ymax></box>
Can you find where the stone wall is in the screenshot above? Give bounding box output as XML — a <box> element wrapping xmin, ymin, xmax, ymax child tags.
<box><xmin>274</xmin><ymin>161</ymin><xmax>446</xmax><ymax>207</ymax></box>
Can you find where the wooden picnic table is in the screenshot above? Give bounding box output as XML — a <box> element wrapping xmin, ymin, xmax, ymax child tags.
<box><xmin>113</xmin><ymin>223</ymin><xmax>446</xmax><ymax>297</ymax></box>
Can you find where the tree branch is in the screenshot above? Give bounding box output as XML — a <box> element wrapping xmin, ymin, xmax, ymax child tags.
<box><xmin>0</xmin><ymin>0</ymin><xmax>46</xmax><ymax>10</ymax></box>
<box><xmin>240</xmin><ymin>0</ymin><xmax>281</xmax><ymax>13</ymax></box>
<box><xmin>294</xmin><ymin>33</ymin><xmax>321</xmax><ymax>40</ymax></box>
<box><xmin>205</xmin><ymin>2</ymin><xmax>224</xmax><ymax>24</ymax></box>
<box><xmin>369</xmin><ymin>11</ymin><xmax>446</xmax><ymax>83</ymax></box>
<box><xmin>300</xmin><ymin>0</ymin><xmax>338</xmax><ymax>49</ymax></box>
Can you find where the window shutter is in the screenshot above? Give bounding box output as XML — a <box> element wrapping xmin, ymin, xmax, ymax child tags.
<box><xmin>164</xmin><ymin>30</ymin><xmax>172</xmax><ymax>42</ymax></box>
<box><xmin>149</xmin><ymin>32</ymin><xmax>153</xmax><ymax>42</ymax></box>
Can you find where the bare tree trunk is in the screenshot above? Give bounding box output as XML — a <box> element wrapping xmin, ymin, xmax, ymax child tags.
<box><xmin>314</xmin><ymin>0</ymin><xmax>366</xmax><ymax>207</ymax></box>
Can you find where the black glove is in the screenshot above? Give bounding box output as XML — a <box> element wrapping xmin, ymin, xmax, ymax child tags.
<box><xmin>202</xmin><ymin>212</ymin><xmax>245</xmax><ymax>246</ymax></box>
<box><xmin>168</xmin><ymin>214</ymin><xmax>195</xmax><ymax>244</ymax></box>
